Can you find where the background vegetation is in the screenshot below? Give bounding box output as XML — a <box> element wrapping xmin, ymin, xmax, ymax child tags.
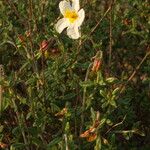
<box><xmin>0</xmin><ymin>0</ymin><xmax>150</xmax><ymax>149</ymax></box>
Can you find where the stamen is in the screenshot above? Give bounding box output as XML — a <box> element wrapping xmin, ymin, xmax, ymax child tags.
<box><xmin>64</xmin><ymin>9</ymin><xmax>78</xmax><ymax>23</ymax></box>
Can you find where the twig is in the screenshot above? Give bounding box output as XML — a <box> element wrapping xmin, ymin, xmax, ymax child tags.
<box><xmin>75</xmin><ymin>4</ymin><xmax>112</xmax><ymax>61</ymax></box>
<box><xmin>72</xmin><ymin>6</ymin><xmax>112</xmax><ymax>70</ymax></box>
<box><xmin>75</xmin><ymin>82</ymin><xmax>81</xmax><ymax>137</ymax></box>
<box><xmin>64</xmin><ymin>134</ymin><xmax>69</xmax><ymax>150</ymax></box>
<box><xmin>89</xmin><ymin>6</ymin><xmax>111</xmax><ymax>36</ymax></box>
<box><xmin>0</xmin><ymin>65</ymin><xmax>4</xmax><ymax>113</ymax></box>
<box><xmin>108</xmin><ymin>0</ymin><xmax>114</xmax><ymax>70</ymax></box>
<box><xmin>80</xmin><ymin>51</ymin><xmax>103</xmax><ymax>133</ymax></box>
<box><xmin>28</xmin><ymin>0</ymin><xmax>39</xmax><ymax>76</ymax></box>
<box><xmin>41</xmin><ymin>53</ymin><xmax>46</xmax><ymax>104</ymax></box>
<box><xmin>105</xmin><ymin>115</ymin><xmax>126</xmax><ymax>135</ymax></box>
<box><xmin>28</xmin><ymin>0</ymin><xmax>33</xmax><ymax>31</ymax></box>
<box><xmin>119</xmin><ymin>49</ymin><xmax>150</xmax><ymax>95</ymax></box>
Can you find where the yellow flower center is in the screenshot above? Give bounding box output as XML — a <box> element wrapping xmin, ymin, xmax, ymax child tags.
<box><xmin>64</xmin><ymin>9</ymin><xmax>78</xmax><ymax>23</ymax></box>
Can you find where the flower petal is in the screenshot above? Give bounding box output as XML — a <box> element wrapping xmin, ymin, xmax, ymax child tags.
<box><xmin>59</xmin><ymin>0</ymin><xmax>71</xmax><ymax>15</ymax></box>
<box><xmin>55</xmin><ymin>18</ymin><xmax>69</xmax><ymax>33</ymax></box>
<box><xmin>75</xmin><ymin>9</ymin><xmax>85</xmax><ymax>27</ymax></box>
<box><xmin>67</xmin><ymin>26</ymin><xmax>80</xmax><ymax>39</ymax></box>
<box><xmin>72</xmin><ymin>0</ymin><xmax>80</xmax><ymax>11</ymax></box>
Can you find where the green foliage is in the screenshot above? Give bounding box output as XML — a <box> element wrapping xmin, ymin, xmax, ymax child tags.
<box><xmin>0</xmin><ymin>0</ymin><xmax>150</xmax><ymax>149</ymax></box>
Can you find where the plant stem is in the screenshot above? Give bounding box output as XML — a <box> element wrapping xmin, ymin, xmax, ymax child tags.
<box><xmin>41</xmin><ymin>0</ymin><xmax>46</xmax><ymax>32</ymax></box>
<box><xmin>119</xmin><ymin>49</ymin><xmax>150</xmax><ymax>95</ymax></box>
<box><xmin>41</xmin><ymin>53</ymin><xmax>46</xmax><ymax>104</ymax></box>
<box><xmin>108</xmin><ymin>0</ymin><xmax>113</xmax><ymax>70</ymax></box>
<box><xmin>64</xmin><ymin>134</ymin><xmax>69</xmax><ymax>150</ymax></box>
<box><xmin>11</xmin><ymin>94</ymin><xmax>30</xmax><ymax>150</ymax></box>
<box><xmin>80</xmin><ymin>63</ymin><xmax>92</xmax><ymax>134</ymax></box>
<box><xmin>0</xmin><ymin>65</ymin><xmax>4</xmax><ymax>113</ymax></box>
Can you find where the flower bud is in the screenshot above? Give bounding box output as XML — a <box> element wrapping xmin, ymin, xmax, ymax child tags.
<box><xmin>18</xmin><ymin>35</ymin><xmax>25</xmax><ymax>43</ymax></box>
<box><xmin>92</xmin><ymin>59</ymin><xmax>101</xmax><ymax>72</ymax></box>
<box><xmin>40</xmin><ymin>40</ymin><xmax>49</xmax><ymax>52</ymax></box>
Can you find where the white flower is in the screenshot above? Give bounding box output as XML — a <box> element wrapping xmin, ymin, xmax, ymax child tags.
<box><xmin>55</xmin><ymin>0</ymin><xmax>85</xmax><ymax>39</ymax></box>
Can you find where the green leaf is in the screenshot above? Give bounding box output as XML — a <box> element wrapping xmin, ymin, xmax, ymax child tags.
<box><xmin>109</xmin><ymin>99</ymin><xmax>117</xmax><ymax>108</ymax></box>
<box><xmin>32</xmin><ymin>137</ymin><xmax>43</xmax><ymax>147</ymax></box>
<box><xmin>63</xmin><ymin>93</ymin><xmax>76</xmax><ymax>100</ymax></box>
<box><xmin>106</xmin><ymin>77</ymin><xmax>117</xmax><ymax>83</ymax></box>
<box><xmin>80</xmin><ymin>80</ymin><xmax>94</xmax><ymax>88</ymax></box>
<box><xmin>12</xmin><ymin>127</ymin><xmax>21</xmax><ymax>137</ymax></box>
<box><xmin>0</xmin><ymin>125</ymin><xmax>4</xmax><ymax>133</ymax></box>
<box><xmin>0</xmin><ymin>96</ymin><xmax>10</xmax><ymax>112</ymax></box>
<box><xmin>101</xmin><ymin>102</ymin><xmax>108</xmax><ymax>108</ymax></box>
<box><xmin>94</xmin><ymin>136</ymin><xmax>101</xmax><ymax>150</ymax></box>
<box><xmin>90</xmin><ymin>107</ymin><xmax>96</xmax><ymax>121</ymax></box>
<box><xmin>65</xmin><ymin>122</ymin><xmax>70</xmax><ymax>133</ymax></box>
<box><xmin>86</xmin><ymin>94</ymin><xmax>94</xmax><ymax>109</ymax></box>
<box><xmin>47</xmin><ymin>137</ymin><xmax>62</xmax><ymax>148</ymax></box>
<box><xmin>100</xmin><ymin>90</ymin><xmax>107</xmax><ymax>98</ymax></box>
<box><xmin>112</xmin><ymin>87</ymin><xmax>120</xmax><ymax>95</ymax></box>
<box><xmin>28</xmin><ymin>127</ymin><xmax>38</xmax><ymax>137</ymax></box>
<box><xmin>100</xmin><ymin>118</ymin><xmax>106</xmax><ymax>128</ymax></box>
<box><xmin>106</xmin><ymin>119</ymin><xmax>113</xmax><ymax>126</ymax></box>
<box><xmin>10</xmin><ymin>143</ymin><xmax>26</xmax><ymax>149</ymax></box>
<box><xmin>111</xmin><ymin>134</ymin><xmax>116</xmax><ymax>144</ymax></box>
<box><xmin>134</xmin><ymin>129</ymin><xmax>145</xmax><ymax>136</ymax></box>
